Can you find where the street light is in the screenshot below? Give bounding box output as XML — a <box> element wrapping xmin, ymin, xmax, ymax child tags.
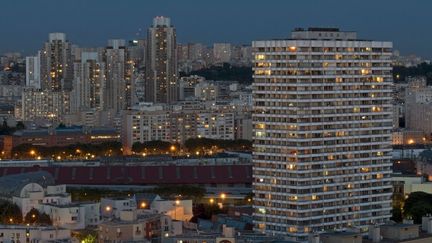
<box><xmin>220</xmin><ymin>193</ymin><xmax>226</xmax><ymax>200</ymax></box>
<box><xmin>209</xmin><ymin>198</ymin><xmax>214</xmax><ymax>204</ymax></box>
<box><xmin>140</xmin><ymin>202</ymin><xmax>147</xmax><ymax>208</ymax></box>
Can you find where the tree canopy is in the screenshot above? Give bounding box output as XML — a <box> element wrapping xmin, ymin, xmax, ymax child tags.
<box><xmin>394</xmin><ymin>63</ymin><xmax>432</xmax><ymax>84</ymax></box>
<box><xmin>183</xmin><ymin>63</ymin><xmax>252</xmax><ymax>84</ymax></box>
<box><xmin>132</xmin><ymin>140</ymin><xmax>172</xmax><ymax>154</ymax></box>
<box><xmin>24</xmin><ymin>208</ymin><xmax>52</xmax><ymax>225</ymax></box>
<box><xmin>184</xmin><ymin>138</ymin><xmax>252</xmax><ymax>152</ymax></box>
<box><xmin>0</xmin><ymin>200</ymin><xmax>23</xmax><ymax>224</ymax></box>
<box><xmin>403</xmin><ymin>191</ymin><xmax>432</xmax><ymax>223</ymax></box>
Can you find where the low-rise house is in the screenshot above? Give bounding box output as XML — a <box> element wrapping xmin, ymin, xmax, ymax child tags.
<box><xmin>0</xmin><ymin>224</ymin><xmax>71</xmax><ymax>242</ymax></box>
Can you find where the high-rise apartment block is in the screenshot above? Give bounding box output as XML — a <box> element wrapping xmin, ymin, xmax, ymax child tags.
<box><xmin>71</xmin><ymin>52</ymin><xmax>105</xmax><ymax>112</ymax></box>
<box><xmin>104</xmin><ymin>39</ymin><xmax>130</xmax><ymax>113</ymax></box>
<box><xmin>40</xmin><ymin>33</ymin><xmax>74</xmax><ymax>91</ymax></box>
<box><xmin>405</xmin><ymin>77</ymin><xmax>432</xmax><ymax>136</ymax></box>
<box><xmin>145</xmin><ymin>16</ymin><xmax>178</xmax><ymax>103</ymax></box>
<box><xmin>22</xmin><ymin>89</ymin><xmax>70</xmax><ymax>122</ymax></box>
<box><xmin>252</xmin><ymin>28</ymin><xmax>393</xmax><ymax>241</ymax></box>
<box><xmin>25</xmin><ymin>53</ymin><xmax>41</xmax><ymax>89</ymax></box>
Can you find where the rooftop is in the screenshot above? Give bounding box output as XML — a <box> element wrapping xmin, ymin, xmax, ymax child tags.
<box><xmin>0</xmin><ymin>171</ymin><xmax>55</xmax><ymax>198</ymax></box>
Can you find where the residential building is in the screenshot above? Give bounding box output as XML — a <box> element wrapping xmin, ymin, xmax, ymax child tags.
<box><xmin>71</xmin><ymin>51</ymin><xmax>105</xmax><ymax>113</ymax></box>
<box><xmin>41</xmin><ymin>202</ymin><xmax>100</xmax><ymax>230</ymax></box>
<box><xmin>197</xmin><ymin>112</ymin><xmax>235</xmax><ymax>140</ymax></box>
<box><xmin>178</xmin><ymin>75</ymin><xmax>205</xmax><ymax>100</ymax></box>
<box><xmin>40</xmin><ymin>33</ymin><xmax>74</xmax><ymax>91</ymax></box>
<box><xmin>392</xmin><ymin>129</ymin><xmax>427</xmax><ymax>145</ymax></box>
<box><xmin>151</xmin><ymin>198</ymin><xmax>193</xmax><ymax>221</ymax></box>
<box><xmin>145</xmin><ymin>16</ymin><xmax>178</xmax><ymax>103</ymax></box>
<box><xmin>405</xmin><ymin>77</ymin><xmax>432</xmax><ymax>135</ymax></box>
<box><xmin>194</xmin><ymin>81</ymin><xmax>219</xmax><ymax>101</ymax></box>
<box><xmin>252</xmin><ymin>28</ymin><xmax>393</xmax><ymax>241</ymax></box>
<box><xmin>213</xmin><ymin>43</ymin><xmax>232</xmax><ymax>64</ymax></box>
<box><xmin>25</xmin><ymin>53</ymin><xmax>41</xmax><ymax>89</ymax></box>
<box><xmin>101</xmin><ymin>197</ymin><xmax>137</xmax><ymax>219</ymax></box>
<box><xmin>98</xmin><ymin>210</ymin><xmax>176</xmax><ymax>242</ymax></box>
<box><xmin>0</xmin><ymin>225</ymin><xmax>71</xmax><ymax>242</ymax></box>
<box><xmin>21</xmin><ymin>88</ymin><xmax>70</xmax><ymax>122</ymax></box>
<box><xmin>104</xmin><ymin>39</ymin><xmax>130</xmax><ymax>113</ymax></box>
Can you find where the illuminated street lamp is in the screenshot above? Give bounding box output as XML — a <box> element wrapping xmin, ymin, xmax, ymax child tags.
<box><xmin>140</xmin><ymin>202</ymin><xmax>147</xmax><ymax>208</ymax></box>
<box><xmin>29</xmin><ymin>150</ymin><xmax>36</xmax><ymax>156</ymax></box>
<box><xmin>220</xmin><ymin>193</ymin><xmax>226</xmax><ymax>200</ymax></box>
<box><xmin>209</xmin><ymin>198</ymin><xmax>214</xmax><ymax>204</ymax></box>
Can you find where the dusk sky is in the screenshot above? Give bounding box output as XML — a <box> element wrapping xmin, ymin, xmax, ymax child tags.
<box><xmin>1</xmin><ymin>0</ymin><xmax>431</xmax><ymax>57</ymax></box>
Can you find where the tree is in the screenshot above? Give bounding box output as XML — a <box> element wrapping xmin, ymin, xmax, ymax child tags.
<box><xmin>393</xmin><ymin>62</ymin><xmax>432</xmax><ymax>84</ymax></box>
<box><xmin>16</xmin><ymin>121</ymin><xmax>25</xmax><ymax>130</ymax></box>
<box><xmin>24</xmin><ymin>208</ymin><xmax>52</xmax><ymax>225</ymax></box>
<box><xmin>183</xmin><ymin>63</ymin><xmax>253</xmax><ymax>84</ymax></box>
<box><xmin>132</xmin><ymin>140</ymin><xmax>172</xmax><ymax>154</ymax></box>
<box><xmin>81</xmin><ymin>234</ymin><xmax>97</xmax><ymax>243</ymax></box>
<box><xmin>404</xmin><ymin>191</ymin><xmax>432</xmax><ymax>223</ymax></box>
<box><xmin>24</xmin><ymin>208</ymin><xmax>40</xmax><ymax>224</ymax></box>
<box><xmin>38</xmin><ymin>213</ymin><xmax>52</xmax><ymax>225</ymax></box>
<box><xmin>391</xmin><ymin>206</ymin><xmax>403</xmax><ymax>223</ymax></box>
<box><xmin>0</xmin><ymin>200</ymin><xmax>23</xmax><ymax>224</ymax></box>
<box><xmin>153</xmin><ymin>185</ymin><xmax>206</xmax><ymax>200</ymax></box>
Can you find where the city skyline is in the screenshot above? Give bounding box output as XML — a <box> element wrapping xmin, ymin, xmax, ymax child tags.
<box><xmin>1</xmin><ymin>0</ymin><xmax>432</xmax><ymax>58</ymax></box>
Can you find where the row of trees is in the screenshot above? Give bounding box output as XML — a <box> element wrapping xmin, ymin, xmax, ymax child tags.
<box><xmin>182</xmin><ymin>63</ymin><xmax>253</xmax><ymax>84</ymax></box>
<box><xmin>0</xmin><ymin>200</ymin><xmax>51</xmax><ymax>225</ymax></box>
<box><xmin>131</xmin><ymin>138</ymin><xmax>252</xmax><ymax>155</ymax></box>
<box><xmin>184</xmin><ymin>138</ymin><xmax>252</xmax><ymax>151</ymax></box>
<box><xmin>132</xmin><ymin>140</ymin><xmax>173</xmax><ymax>154</ymax></box>
<box><xmin>152</xmin><ymin>185</ymin><xmax>206</xmax><ymax>201</ymax></box>
<box><xmin>11</xmin><ymin>141</ymin><xmax>122</xmax><ymax>159</ymax></box>
<box><xmin>0</xmin><ymin>120</ymin><xmax>25</xmax><ymax>135</ymax></box>
<box><xmin>394</xmin><ymin>62</ymin><xmax>432</xmax><ymax>84</ymax></box>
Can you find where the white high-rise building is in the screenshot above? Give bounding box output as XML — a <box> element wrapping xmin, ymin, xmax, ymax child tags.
<box><xmin>25</xmin><ymin>52</ymin><xmax>41</xmax><ymax>89</ymax></box>
<box><xmin>252</xmin><ymin>28</ymin><xmax>393</xmax><ymax>241</ymax></box>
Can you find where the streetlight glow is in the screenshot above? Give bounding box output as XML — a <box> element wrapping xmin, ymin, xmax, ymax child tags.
<box><xmin>140</xmin><ymin>202</ymin><xmax>147</xmax><ymax>208</ymax></box>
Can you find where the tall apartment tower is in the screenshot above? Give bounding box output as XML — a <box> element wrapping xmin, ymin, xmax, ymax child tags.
<box><xmin>71</xmin><ymin>52</ymin><xmax>105</xmax><ymax>112</ymax></box>
<box><xmin>145</xmin><ymin>16</ymin><xmax>178</xmax><ymax>103</ymax></box>
<box><xmin>25</xmin><ymin>52</ymin><xmax>41</xmax><ymax>89</ymax></box>
<box><xmin>40</xmin><ymin>33</ymin><xmax>73</xmax><ymax>91</ymax></box>
<box><xmin>252</xmin><ymin>28</ymin><xmax>393</xmax><ymax>241</ymax></box>
<box><xmin>103</xmin><ymin>39</ymin><xmax>132</xmax><ymax>113</ymax></box>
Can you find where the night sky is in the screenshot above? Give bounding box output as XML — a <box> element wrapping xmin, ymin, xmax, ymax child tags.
<box><xmin>1</xmin><ymin>0</ymin><xmax>431</xmax><ymax>57</ymax></box>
